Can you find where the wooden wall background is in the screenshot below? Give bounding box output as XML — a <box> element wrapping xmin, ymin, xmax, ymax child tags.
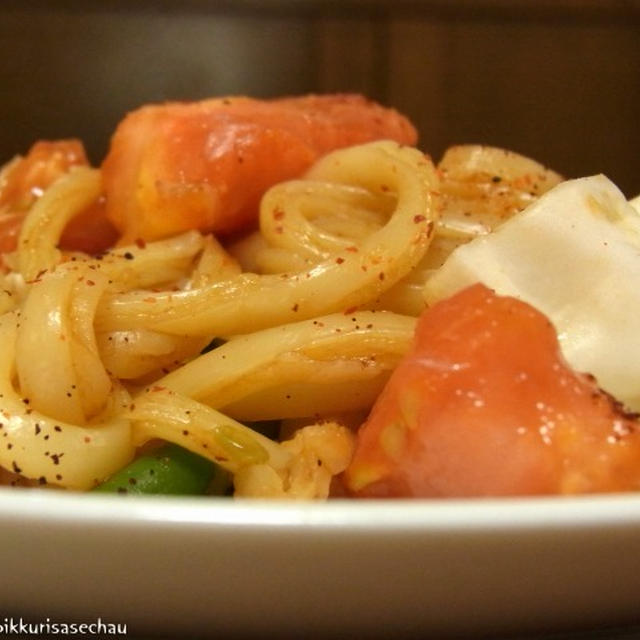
<box><xmin>1</xmin><ymin>0</ymin><xmax>639</xmax><ymax>195</ymax></box>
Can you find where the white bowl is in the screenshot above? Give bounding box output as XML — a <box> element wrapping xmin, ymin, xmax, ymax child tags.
<box><xmin>3</xmin><ymin>489</ymin><xmax>640</xmax><ymax>637</ymax></box>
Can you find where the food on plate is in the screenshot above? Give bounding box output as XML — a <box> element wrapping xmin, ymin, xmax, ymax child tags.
<box><xmin>101</xmin><ymin>93</ymin><xmax>417</xmax><ymax>243</ymax></box>
<box><xmin>228</xmin><ymin>143</ymin><xmax>563</xmax><ymax>316</ymax></box>
<box><xmin>92</xmin><ymin>442</ymin><xmax>228</xmax><ymax>495</ymax></box>
<box><xmin>345</xmin><ymin>284</ymin><xmax>640</xmax><ymax>497</ymax></box>
<box><xmin>424</xmin><ymin>174</ymin><xmax>640</xmax><ymax>411</ymax></box>
<box><xmin>0</xmin><ymin>91</ymin><xmax>638</xmax><ymax>500</ymax></box>
<box><xmin>0</xmin><ymin>140</ymin><xmax>118</xmax><ymax>257</ymax></box>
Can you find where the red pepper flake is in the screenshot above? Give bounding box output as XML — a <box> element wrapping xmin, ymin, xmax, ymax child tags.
<box><xmin>86</xmin><ymin>279</ymin><xmax>95</xmax><ymax>286</ymax></box>
<box><xmin>343</xmin><ymin>306</ymin><xmax>358</xmax><ymax>315</ymax></box>
<box><xmin>151</xmin><ymin>385</ymin><xmax>166</xmax><ymax>392</ymax></box>
<box><xmin>413</xmin><ymin>214</ymin><xmax>426</xmax><ymax>224</ymax></box>
<box><xmin>143</xmin><ymin>297</ymin><xmax>157</xmax><ymax>303</ymax></box>
<box><xmin>84</xmin><ymin>436</ymin><xmax>91</xmax><ymax>443</ymax></box>
<box><xmin>345</xmin><ymin>246</ymin><xmax>358</xmax><ymax>253</ymax></box>
<box><xmin>273</xmin><ymin>207</ymin><xmax>285</xmax><ymax>220</ymax></box>
<box><xmin>335</xmin><ymin>257</ymin><xmax>345</xmax><ymax>264</ymax></box>
<box><xmin>135</xmin><ymin>238</ymin><xmax>147</xmax><ymax>249</ymax></box>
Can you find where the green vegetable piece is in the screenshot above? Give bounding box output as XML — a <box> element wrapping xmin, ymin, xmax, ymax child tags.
<box><xmin>214</xmin><ymin>423</ymin><xmax>270</xmax><ymax>466</ymax></box>
<box><xmin>92</xmin><ymin>443</ymin><xmax>229</xmax><ymax>496</ymax></box>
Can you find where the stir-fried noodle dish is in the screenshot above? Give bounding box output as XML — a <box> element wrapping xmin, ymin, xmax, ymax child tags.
<box><xmin>2</xmin><ymin>93</ymin><xmax>640</xmax><ymax>499</ymax></box>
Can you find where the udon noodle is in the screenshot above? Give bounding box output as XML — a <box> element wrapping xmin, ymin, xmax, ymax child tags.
<box><xmin>0</xmin><ymin>136</ymin><xmax>563</xmax><ymax>498</ymax></box>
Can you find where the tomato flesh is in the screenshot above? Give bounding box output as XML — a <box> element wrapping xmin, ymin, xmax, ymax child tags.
<box><xmin>101</xmin><ymin>94</ymin><xmax>418</xmax><ymax>243</ymax></box>
<box><xmin>344</xmin><ymin>284</ymin><xmax>640</xmax><ymax>497</ymax></box>
<box><xmin>0</xmin><ymin>140</ymin><xmax>117</xmax><ymax>256</ymax></box>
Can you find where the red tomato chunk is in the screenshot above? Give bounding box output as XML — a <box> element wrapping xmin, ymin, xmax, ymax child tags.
<box><xmin>102</xmin><ymin>93</ymin><xmax>417</xmax><ymax>244</ymax></box>
<box><xmin>0</xmin><ymin>140</ymin><xmax>118</xmax><ymax>256</ymax></box>
<box><xmin>345</xmin><ymin>284</ymin><xmax>640</xmax><ymax>498</ymax></box>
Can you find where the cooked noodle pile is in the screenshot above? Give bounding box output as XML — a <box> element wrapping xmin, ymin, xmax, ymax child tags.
<box><xmin>0</xmin><ymin>140</ymin><xmax>560</xmax><ymax>497</ymax></box>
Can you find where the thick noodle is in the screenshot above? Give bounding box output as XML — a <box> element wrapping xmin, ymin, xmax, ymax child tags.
<box><xmin>0</xmin><ymin>140</ymin><xmax>439</xmax><ymax>497</ymax></box>
<box><xmin>157</xmin><ymin>310</ymin><xmax>416</xmax><ymax>420</ymax></box>
<box><xmin>16</xmin><ymin>263</ymin><xmax>112</xmax><ymax>424</ymax></box>
<box><xmin>0</xmin><ymin>313</ymin><xmax>133</xmax><ymax>489</ymax></box>
<box><xmin>94</xmin><ymin>141</ymin><xmax>440</xmax><ymax>337</ymax></box>
<box><xmin>17</xmin><ymin>167</ymin><xmax>102</xmax><ymax>282</ymax></box>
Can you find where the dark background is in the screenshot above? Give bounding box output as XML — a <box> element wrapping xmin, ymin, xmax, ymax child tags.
<box><xmin>2</xmin><ymin>0</ymin><xmax>639</xmax><ymax>195</ymax></box>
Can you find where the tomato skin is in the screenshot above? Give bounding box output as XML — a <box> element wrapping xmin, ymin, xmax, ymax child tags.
<box><xmin>0</xmin><ymin>211</ymin><xmax>23</xmax><ymax>255</ymax></box>
<box><xmin>0</xmin><ymin>139</ymin><xmax>118</xmax><ymax>256</ymax></box>
<box><xmin>0</xmin><ymin>140</ymin><xmax>89</xmax><ymax>255</ymax></box>
<box><xmin>101</xmin><ymin>94</ymin><xmax>418</xmax><ymax>243</ymax></box>
<box><xmin>0</xmin><ymin>139</ymin><xmax>88</xmax><ymax>211</ymax></box>
<box><xmin>344</xmin><ymin>284</ymin><xmax>640</xmax><ymax>498</ymax></box>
